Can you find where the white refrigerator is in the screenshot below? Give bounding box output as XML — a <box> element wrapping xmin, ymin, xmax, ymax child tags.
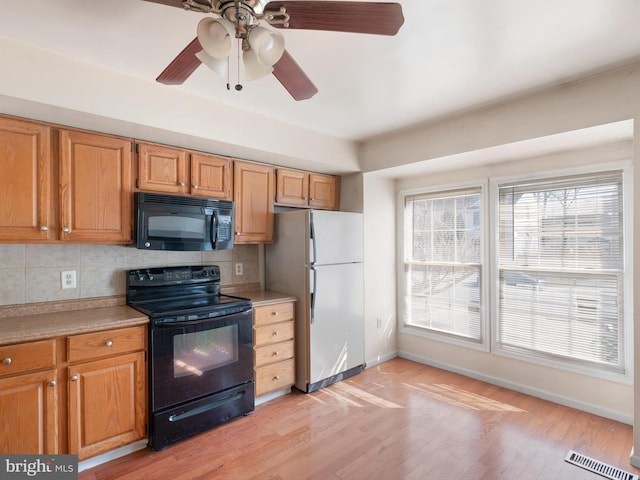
<box><xmin>265</xmin><ymin>209</ymin><xmax>364</xmax><ymax>393</ymax></box>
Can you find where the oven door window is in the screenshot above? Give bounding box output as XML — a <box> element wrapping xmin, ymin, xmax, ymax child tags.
<box><xmin>148</xmin><ymin>215</ymin><xmax>207</xmax><ymax>241</ymax></box>
<box><xmin>173</xmin><ymin>325</ymin><xmax>238</xmax><ymax>378</ymax></box>
<box><xmin>150</xmin><ymin>310</ymin><xmax>253</xmax><ymax>411</ymax></box>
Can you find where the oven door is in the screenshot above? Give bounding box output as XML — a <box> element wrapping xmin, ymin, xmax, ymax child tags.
<box><xmin>150</xmin><ymin>309</ymin><xmax>253</xmax><ymax>411</ymax></box>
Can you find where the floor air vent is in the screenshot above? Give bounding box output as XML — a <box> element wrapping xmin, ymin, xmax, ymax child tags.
<box><xmin>565</xmin><ymin>450</ymin><xmax>638</xmax><ymax>480</ymax></box>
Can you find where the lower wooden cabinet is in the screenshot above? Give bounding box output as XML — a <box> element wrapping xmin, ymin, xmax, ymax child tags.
<box><xmin>0</xmin><ymin>325</ymin><xmax>147</xmax><ymax>461</ymax></box>
<box><xmin>68</xmin><ymin>351</ymin><xmax>146</xmax><ymax>460</ymax></box>
<box><xmin>0</xmin><ymin>369</ymin><xmax>58</xmax><ymax>454</ymax></box>
<box><xmin>253</xmin><ymin>301</ymin><xmax>295</xmax><ymax>397</ymax></box>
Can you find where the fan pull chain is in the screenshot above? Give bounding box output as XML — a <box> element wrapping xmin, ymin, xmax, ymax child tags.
<box><xmin>235</xmin><ymin>39</ymin><xmax>243</xmax><ymax>91</ymax></box>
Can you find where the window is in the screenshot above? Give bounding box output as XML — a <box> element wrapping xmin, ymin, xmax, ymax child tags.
<box><xmin>496</xmin><ymin>171</ymin><xmax>625</xmax><ymax>373</ymax></box>
<box><xmin>402</xmin><ymin>187</ymin><xmax>483</xmax><ymax>342</ymax></box>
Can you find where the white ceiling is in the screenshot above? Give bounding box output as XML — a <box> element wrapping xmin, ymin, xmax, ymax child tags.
<box><xmin>1</xmin><ymin>0</ymin><xmax>640</xmax><ymax>141</ymax></box>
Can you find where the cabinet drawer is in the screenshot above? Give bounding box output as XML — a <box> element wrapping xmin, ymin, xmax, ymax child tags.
<box><xmin>255</xmin><ymin>359</ymin><xmax>295</xmax><ymax>397</ymax></box>
<box><xmin>255</xmin><ymin>340</ymin><xmax>294</xmax><ymax>368</ymax></box>
<box><xmin>254</xmin><ymin>302</ymin><xmax>294</xmax><ymax>326</ymax></box>
<box><xmin>0</xmin><ymin>339</ymin><xmax>56</xmax><ymax>377</ymax></box>
<box><xmin>254</xmin><ymin>321</ymin><xmax>294</xmax><ymax>348</ymax></box>
<box><xmin>67</xmin><ymin>326</ymin><xmax>146</xmax><ymax>363</ymax></box>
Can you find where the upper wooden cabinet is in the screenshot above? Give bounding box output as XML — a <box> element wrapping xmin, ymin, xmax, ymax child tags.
<box><xmin>136</xmin><ymin>142</ymin><xmax>187</xmax><ymax>194</ymax></box>
<box><xmin>0</xmin><ymin>116</ymin><xmax>53</xmax><ymax>241</ymax></box>
<box><xmin>275</xmin><ymin>167</ymin><xmax>340</xmax><ymax>210</ymax></box>
<box><xmin>309</xmin><ymin>173</ymin><xmax>340</xmax><ymax>210</ymax></box>
<box><xmin>59</xmin><ymin>129</ymin><xmax>133</xmax><ymax>243</ymax></box>
<box><xmin>136</xmin><ymin>142</ymin><xmax>232</xmax><ymax>200</ymax></box>
<box><xmin>190</xmin><ymin>152</ymin><xmax>232</xmax><ymax>199</ymax></box>
<box><xmin>234</xmin><ymin>160</ymin><xmax>275</xmax><ymax>244</ymax></box>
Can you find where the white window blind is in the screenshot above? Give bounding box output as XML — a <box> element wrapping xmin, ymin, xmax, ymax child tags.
<box><xmin>403</xmin><ymin>187</ymin><xmax>482</xmax><ymax>341</ymax></box>
<box><xmin>497</xmin><ymin>171</ymin><xmax>624</xmax><ymax>372</ymax></box>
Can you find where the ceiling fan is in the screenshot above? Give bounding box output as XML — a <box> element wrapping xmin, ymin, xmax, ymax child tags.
<box><xmin>145</xmin><ymin>0</ymin><xmax>404</xmax><ymax>101</ymax></box>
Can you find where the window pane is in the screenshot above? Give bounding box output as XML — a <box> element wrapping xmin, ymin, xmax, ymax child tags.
<box><xmin>406</xmin><ymin>264</ymin><xmax>480</xmax><ymax>339</ymax></box>
<box><xmin>497</xmin><ymin>171</ymin><xmax>624</xmax><ymax>372</ymax></box>
<box><xmin>404</xmin><ymin>187</ymin><xmax>482</xmax><ymax>342</ymax></box>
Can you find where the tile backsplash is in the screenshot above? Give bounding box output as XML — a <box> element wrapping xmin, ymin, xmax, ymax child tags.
<box><xmin>0</xmin><ymin>244</ymin><xmax>260</xmax><ymax>306</ymax></box>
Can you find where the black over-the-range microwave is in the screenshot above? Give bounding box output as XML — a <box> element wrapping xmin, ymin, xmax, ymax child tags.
<box><xmin>134</xmin><ymin>192</ymin><xmax>234</xmax><ymax>251</ymax></box>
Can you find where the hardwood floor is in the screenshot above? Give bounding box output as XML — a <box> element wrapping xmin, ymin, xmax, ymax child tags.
<box><xmin>79</xmin><ymin>358</ymin><xmax>639</xmax><ymax>480</ymax></box>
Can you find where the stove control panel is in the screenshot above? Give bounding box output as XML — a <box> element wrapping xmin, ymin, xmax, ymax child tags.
<box><xmin>127</xmin><ymin>265</ymin><xmax>221</xmax><ymax>287</ymax></box>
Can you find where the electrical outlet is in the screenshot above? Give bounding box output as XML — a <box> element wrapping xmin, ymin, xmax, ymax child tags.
<box><xmin>235</xmin><ymin>263</ymin><xmax>243</xmax><ymax>276</ymax></box>
<box><xmin>61</xmin><ymin>270</ymin><xmax>77</xmax><ymax>289</ymax></box>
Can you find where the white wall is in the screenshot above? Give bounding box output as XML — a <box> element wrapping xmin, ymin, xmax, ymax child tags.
<box><xmin>362</xmin><ymin>175</ymin><xmax>397</xmax><ymax>366</ymax></box>
<box><xmin>359</xmin><ymin>62</ymin><xmax>640</xmax><ymax>464</ymax></box>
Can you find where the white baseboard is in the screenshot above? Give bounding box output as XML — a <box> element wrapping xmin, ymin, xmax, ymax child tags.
<box><xmin>78</xmin><ymin>439</ymin><xmax>148</xmax><ymax>472</ymax></box>
<box><xmin>365</xmin><ymin>351</ymin><xmax>398</xmax><ymax>369</ymax></box>
<box><xmin>398</xmin><ymin>351</ymin><xmax>633</xmax><ymax>425</ymax></box>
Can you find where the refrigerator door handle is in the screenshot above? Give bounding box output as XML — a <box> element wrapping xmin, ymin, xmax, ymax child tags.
<box><xmin>310</xmin><ymin>210</ymin><xmax>317</xmax><ymax>266</ymax></box>
<box><xmin>310</xmin><ymin>266</ymin><xmax>317</xmax><ymax>323</ymax></box>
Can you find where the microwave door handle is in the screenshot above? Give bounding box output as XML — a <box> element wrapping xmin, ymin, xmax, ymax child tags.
<box><xmin>211</xmin><ymin>211</ymin><xmax>219</xmax><ymax>249</ymax></box>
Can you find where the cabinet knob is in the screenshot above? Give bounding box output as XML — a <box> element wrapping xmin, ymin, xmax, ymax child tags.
<box><xmin>105</xmin><ymin>340</ymin><xmax>113</xmax><ymax>347</ymax></box>
<box><xmin>40</xmin><ymin>226</ymin><xmax>48</xmax><ymax>231</ymax></box>
<box><xmin>273</xmin><ymin>351</ymin><xmax>280</xmax><ymax>356</ymax></box>
<box><xmin>272</xmin><ymin>331</ymin><xmax>279</xmax><ymax>336</ymax></box>
<box><xmin>192</xmin><ymin>184</ymin><xmax>199</xmax><ymax>190</ymax></box>
<box><xmin>179</xmin><ymin>182</ymin><xmax>185</xmax><ymax>187</ymax></box>
<box><xmin>271</xmin><ymin>311</ymin><xmax>279</xmax><ymax>316</ymax></box>
<box><xmin>2</xmin><ymin>358</ymin><xmax>11</xmax><ymax>365</ymax></box>
<box><xmin>70</xmin><ymin>375</ymin><xmax>79</xmax><ymax>382</ymax></box>
<box><xmin>48</xmin><ymin>381</ymin><xmax>56</xmax><ymax>387</ymax></box>
<box><xmin>273</xmin><ymin>375</ymin><xmax>280</xmax><ymax>381</ymax></box>
<box><xmin>62</xmin><ymin>227</ymin><xmax>71</xmax><ymax>233</ymax></box>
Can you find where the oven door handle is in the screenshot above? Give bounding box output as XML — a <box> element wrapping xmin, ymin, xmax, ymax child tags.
<box><xmin>154</xmin><ymin>318</ymin><xmax>223</xmax><ymax>328</ymax></box>
<box><xmin>211</xmin><ymin>211</ymin><xmax>219</xmax><ymax>249</ymax></box>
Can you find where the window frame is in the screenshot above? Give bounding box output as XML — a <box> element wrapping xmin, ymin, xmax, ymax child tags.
<box><xmin>397</xmin><ymin>181</ymin><xmax>490</xmax><ymax>351</ymax></box>
<box><xmin>489</xmin><ymin>161</ymin><xmax>633</xmax><ymax>383</ymax></box>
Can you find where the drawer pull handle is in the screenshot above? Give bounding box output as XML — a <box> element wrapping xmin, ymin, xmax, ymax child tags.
<box><xmin>273</xmin><ymin>375</ymin><xmax>280</xmax><ymax>381</ymax></box>
<box><xmin>271</xmin><ymin>311</ymin><xmax>279</xmax><ymax>316</ymax></box>
<box><xmin>48</xmin><ymin>381</ymin><xmax>56</xmax><ymax>387</ymax></box>
<box><xmin>70</xmin><ymin>375</ymin><xmax>79</xmax><ymax>382</ymax></box>
<box><xmin>272</xmin><ymin>331</ymin><xmax>279</xmax><ymax>336</ymax></box>
<box><xmin>2</xmin><ymin>358</ymin><xmax>11</xmax><ymax>365</ymax></box>
<box><xmin>105</xmin><ymin>340</ymin><xmax>113</xmax><ymax>347</ymax></box>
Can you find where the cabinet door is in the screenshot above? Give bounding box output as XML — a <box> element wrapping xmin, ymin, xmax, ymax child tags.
<box><xmin>137</xmin><ymin>142</ymin><xmax>188</xmax><ymax>194</ymax></box>
<box><xmin>309</xmin><ymin>173</ymin><xmax>340</xmax><ymax>210</ymax></box>
<box><xmin>0</xmin><ymin>369</ymin><xmax>58</xmax><ymax>454</ymax></box>
<box><xmin>59</xmin><ymin>130</ymin><xmax>133</xmax><ymax>243</ymax></box>
<box><xmin>68</xmin><ymin>352</ymin><xmax>146</xmax><ymax>461</ymax></box>
<box><xmin>233</xmin><ymin>160</ymin><xmax>275</xmax><ymax>244</ymax></box>
<box><xmin>275</xmin><ymin>168</ymin><xmax>309</xmax><ymax>207</ymax></box>
<box><xmin>190</xmin><ymin>152</ymin><xmax>232</xmax><ymax>199</ymax></box>
<box><xmin>0</xmin><ymin>116</ymin><xmax>53</xmax><ymax>241</ymax></box>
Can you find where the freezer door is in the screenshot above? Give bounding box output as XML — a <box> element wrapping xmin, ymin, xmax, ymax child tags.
<box><xmin>310</xmin><ymin>210</ymin><xmax>363</xmax><ymax>266</ymax></box>
<box><xmin>308</xmin><ymin>262</ymin><xmax>364</xmax><ymax>385</ymax></box>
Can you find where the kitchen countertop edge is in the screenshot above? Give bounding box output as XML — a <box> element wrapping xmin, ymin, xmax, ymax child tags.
<box><xmin>0</xmin><ymin>290</ymin><xmax>295</xmax><ymax>346</ymax></box>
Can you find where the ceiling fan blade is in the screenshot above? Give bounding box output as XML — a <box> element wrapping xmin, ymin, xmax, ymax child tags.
<box><xmin>272</xmin><ymin>50</ymin><xmax>318</xmax><ymax>101</ymax></box>
<box><xmin>143</xmin><ymin>0</ymin><xmax>212</xmax><ymax>8</ymax></box>
<box><xmin>264</xmin><ymin>1</ymin><xmax>404</xmax><ymax>35</ymax></box>
<box><xmin>156</xmin><ymin>37</ymin><xmax>202</xmax><ymax>85</ymax></box>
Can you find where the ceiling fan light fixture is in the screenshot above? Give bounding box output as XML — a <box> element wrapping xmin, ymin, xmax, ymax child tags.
<box><xmin>195</xmin><ymin>49</ymin><xmax>228</xmax><ymax>76</ymax></box>
<box><xmin>247</xmin><ymin>26</ymin><xmax>285</xmax><ymax>67</ymax></box>
<box><xmin>197</xmin><ymin>17</ymin><xmax>235</xmax><ymax>59</ymax></box>
<box><xmin>243</xmin><ymin>49</ymin><xmax>274</xmax><ymax>80</ymax></box>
